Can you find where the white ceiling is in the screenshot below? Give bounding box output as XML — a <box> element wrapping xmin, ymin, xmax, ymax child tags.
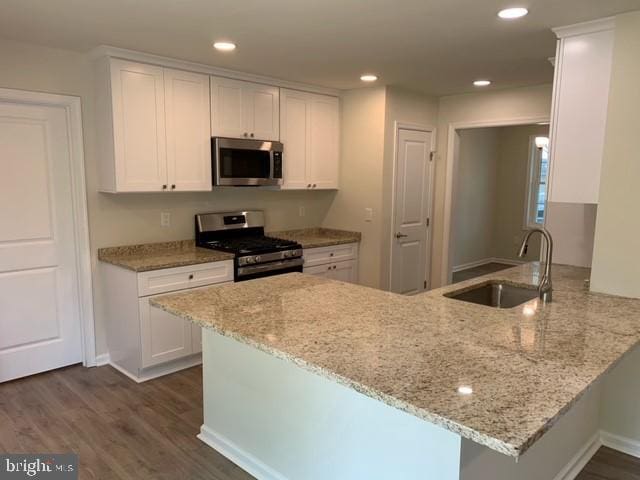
<box><xmin>1</xmin><ymin>0</ymin><xmax>639</xmax><ymax>96</ymax></box>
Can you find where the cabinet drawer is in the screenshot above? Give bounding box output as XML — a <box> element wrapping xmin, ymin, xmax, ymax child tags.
<box><xmin>137</xmin><ymin>260</ymin><xmax>233</xmax><ymax>297</ymax></box>
<box><xmin>303</xmin><ymin>243</ymin><xmax>358</xmax><ymax>267</ymax></box>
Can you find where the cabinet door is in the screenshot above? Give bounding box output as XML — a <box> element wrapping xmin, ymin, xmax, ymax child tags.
<box><xmin>308</xmin><ymin>95</ymin><xmax>339</xmax><ymax>189</ymax></box>
<box><xmin>140</xmin><ymin>295</ymin><xmax>193</xmax><ymax>368</ymax></box>
<box><xmin>210</xmin><ymin>76</ymin><xmax>247</xmax><ymax>138</ymax></box>
<box><xmin>164</xmin><ymin>68</ymin><xmax>212</xmax><ymax>191</ymax></box>
<box><xmin>110</xmin><ymin>59</ymin><xmax>167</xmax><ymax>191</ymax></box>
<box><xmin>330</xmin><ymin>260</ymin><xmax>357</xmax><ymax>284</ymax></box>
<box><xmin>549</xmin><ymin>28</ymin><xmax>614</xmax><ymax>203</ymax></box>
<box><xmin>280</xmin><ymin>89</ymin><xmax>310</xmax><ymax>189</ymax></box>
<box><xmin>245</xmin><ymin>83</ymin><xmax>280</xmax><ymax>141</ymax></box>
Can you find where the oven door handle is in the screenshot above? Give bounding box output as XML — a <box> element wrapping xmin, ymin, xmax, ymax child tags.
<box><xmin>237</xmin><ymin>258</ymin><xmax>304</xmax><ymax>276</ymax></box>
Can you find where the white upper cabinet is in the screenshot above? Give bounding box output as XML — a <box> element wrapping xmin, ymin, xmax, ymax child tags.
<box><xmin>210</xmin><ymin>76</ymin><xmax>279</xmax><ymax>141</ymax></box>
<box><xmin>280</xmin><ymin>89</ymin><xmax>340</xmax><ymax>190</ymax></box>
<box><xmin>548</xmin><ymin>19</ymin><xmax>614</xmax><ymax>204</ymax></box>
<box><xmin>164</xmin><ymin>68</ymin><xmax>212</xmax><ymax>191</ymax></box>
<box><xmin>109</xmin><ymin>59</ymin><xmax>168</xmax><ymax>192</ymax></box>
<box><xmin>97</xmin><ymin>59</ymin><xmax>212</xmax><ymax>192</ymax></box>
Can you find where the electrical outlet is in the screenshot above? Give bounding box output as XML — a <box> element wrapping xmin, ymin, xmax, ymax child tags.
<box><xmin>364</xmin><ymin>208</ymin><xmax>373</xmax><ymax>222</ymax></box>
<box><xmin>160</xmin><ymin>212</ymin><xmax>171</xmax><ymax>227</ymax></box>
<box><xmin>299</xmin><ymin>206</ymin><xmax>306</xmax><ymax>217</ymax></box>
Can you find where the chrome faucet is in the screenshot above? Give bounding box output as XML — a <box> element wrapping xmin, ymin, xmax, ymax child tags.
<box><xmin>518</xmin><ymin>227</ymin><xmax>553</xmax><ymax>303</ymax></box>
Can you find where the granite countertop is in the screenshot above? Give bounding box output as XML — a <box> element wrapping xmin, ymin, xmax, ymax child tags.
<box><xmin>97</xmin><ymin>240</ymin><xmax>234</xmax><ymax>272</ymax></box>
<box><xmin>150</xmin><ymin>263</ymin><xmax>640</xmax><ymax>458</ymax></box>
<box><xmin>269</xmin><ymin>227</ymin><xmax>361</xmax><ymax>249</ymax></box>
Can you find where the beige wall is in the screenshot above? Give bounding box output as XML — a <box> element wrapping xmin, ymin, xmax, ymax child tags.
<box><xmin>433</xmin><ymin>84</ymin><xmax>553</xmax><ymax>286</ymax></box>
<box><xmin>493</xmin><ymin>125</ymin><xmax>548</xmax><ymax>261</ymax></box>
<box><xmin>452</xmin><ymin>128</ymin><xmax>500</xmax><ymax>266</ymax></box>
<box><xmin>323</xmin><ymin>87</ymin><xmax>387</xmax><ymax>288</ymax></box>
<box><xmin>0</xmin><ymin>38</ymin><xmax>336</xmax><ymax>356</ymax></box>
<box><xmin>591</xmin><ymin>11</ymin><xmax>640</xmax><ymax>298</ymax></box>
<box><xmin>451</xmin><ymin>125</ymin><xmax>546</xmax><ymax>268</ymax></box>
<box><xmin>380</xmin><ymin>86</ymin><xmax>439</xmax><ymax>289</ymax></box>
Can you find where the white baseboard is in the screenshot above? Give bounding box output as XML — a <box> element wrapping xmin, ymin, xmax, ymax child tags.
<box><xmin>95</xmin><ymin>353</ymin><xmax>110</xmax><ymax>366</ymax></box>
<box><xmin>452</xmin><ymin>257</ymin><xmax>524</xmax><ymax>273</ymax></box>
<box><xmin>600</xmin><ymin>430</ymin><xmax>640</xmax><ymax>459</ymax></box>
<box><xmin>553</xmin><ymin>432</ymin><xmax>602</xmax><ymax>480</ymax></box>
<box><xmin>198</xmin><ymin>425</ymin><xmax>287</xmax><ymax>480</ymax></box>
<box><xmin>107</xmin><ymin>354</ymin><xmax>202</xmax><ymax>383</ymax></box>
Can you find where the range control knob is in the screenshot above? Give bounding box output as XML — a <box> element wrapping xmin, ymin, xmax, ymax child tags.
<box><xmin>253</xmin><ymin>255</ymin><xmax>261</xmax><ymax>263</ymax></box>
<box><xmin>283</xmin><ymin>251</ymin><xmax>292</xmax><ymax>258</ymax></box>
<box><xmin>244</xmin><ymin>256</ymin><xmax>255</xmax><ymax>264</ymax></box>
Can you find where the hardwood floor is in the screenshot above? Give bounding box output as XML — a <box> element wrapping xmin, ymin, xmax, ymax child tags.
<box><xmin>576</xmin><ymin>447</ymin><xmax>640</xmax><ymax>480</ymax></box>
<box><xmin>0</xmin><ymin>364</ymin><xmax>253</xmax><ymax>480</ymax></box>
<box><xmin>1</xmin><ymin>364</ymin><xmax>639</xmax><ymax>479</ymax></box>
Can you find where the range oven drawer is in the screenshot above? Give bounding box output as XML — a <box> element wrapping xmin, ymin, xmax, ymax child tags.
<box><xmin>236</xmin><ymin>257</ymin><xmax>303</xmax><ymax>282</ymax></box>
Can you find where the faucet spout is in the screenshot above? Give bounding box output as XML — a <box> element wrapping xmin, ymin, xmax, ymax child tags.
<box><xmin>518</xmin><ymin>227</ymin><xmax>554</xmax><ymax>303</ymax></box>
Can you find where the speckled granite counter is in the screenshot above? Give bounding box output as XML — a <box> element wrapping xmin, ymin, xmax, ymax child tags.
<box><xmin>269</xmin><ymin>227</ymin><xmax>361</xmax><ymax>248</ymax></box>
<box><xmin>150</xmin><ymin>263</ymin><xmax>640</xmax><ymax>457</ymax></box>
<box><xmin>98</xmin><ymin>240</ymin><xmax>233</xmax><ymax>272</ymax></box>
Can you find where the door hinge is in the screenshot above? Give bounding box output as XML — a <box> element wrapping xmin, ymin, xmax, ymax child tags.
<box><xmin>424</xmin><ymin>280</ymin><xmax>427</xmax><ymax>289</ymax></box>
<box><xmin>429</xmin><ymin>151</ymin><xmax>435</xmax><ymax>161</ymax></box>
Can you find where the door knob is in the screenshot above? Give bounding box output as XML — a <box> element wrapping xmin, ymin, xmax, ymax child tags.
<box><xmin>395</xmin><ymin>232</ymin><xmax>408</xmax><ymax>239</ymax></box>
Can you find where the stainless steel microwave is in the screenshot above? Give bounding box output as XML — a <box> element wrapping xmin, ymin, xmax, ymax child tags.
<box><xmin>212</xmin><ymin>137</ymin><xmax>283</xmax><ymax>186</ymax></box>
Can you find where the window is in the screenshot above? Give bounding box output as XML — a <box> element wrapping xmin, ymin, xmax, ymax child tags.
<box><xmin>524</xmin><ymin>136</ymin><xmax>549</xmax><ymax>226</ymax></box>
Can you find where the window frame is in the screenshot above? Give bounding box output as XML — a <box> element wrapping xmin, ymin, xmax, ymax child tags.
<box><xmin>523</xmin><ymin>135</ymin><xmax>549</xmax><ymax>229</ymax></box>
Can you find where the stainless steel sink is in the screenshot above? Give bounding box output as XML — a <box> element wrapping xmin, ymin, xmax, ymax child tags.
<box><xmin>444</xmin><ymin>281</ymin><xmax>539</xmax><ymax>309</ymax></box>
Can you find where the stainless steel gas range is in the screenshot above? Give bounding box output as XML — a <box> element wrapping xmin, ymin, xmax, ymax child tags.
<box><xmin>195</xmin><ymin>211</ymin><xmax>303</xmax><ymax>282</ymax></box>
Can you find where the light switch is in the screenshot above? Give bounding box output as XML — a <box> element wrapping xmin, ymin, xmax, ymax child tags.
<box><xmin>364</xmin><ymin>208</ymin><xmax>373</xmax><ymax>222</ymax></box>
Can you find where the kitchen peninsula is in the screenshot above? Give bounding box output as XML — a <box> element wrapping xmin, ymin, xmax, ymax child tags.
<box><xmin>150</xmin><ymin>263</ymin><xmax>640</xmax><ymax>480</ymax></box>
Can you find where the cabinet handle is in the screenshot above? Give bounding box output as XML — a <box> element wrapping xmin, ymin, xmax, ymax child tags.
<box><xmin>188</xmin><ymin>274</ymin><xmax>194</xmax><ymax>280</ymax></box>
<box><xmin>171</xmin><ymin>184</ymin><xmax>176</xmax><ymax>190</ymax></box>
<box><xmin>162</xmin><ymin>184</ymin><xmax>167</xmax><ymax>190</ymax></box>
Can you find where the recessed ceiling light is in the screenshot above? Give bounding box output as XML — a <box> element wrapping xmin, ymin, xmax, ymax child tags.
<box><xmin>360</xmin><ymin>74</ymin><xmax>378</xmax><ymax>82</ymax></box>
<box><xmin>498</xmin><ymin>7</ymin><xmax>529</xmax><ymax>19</ymax></box>
<box><xmin>213</xmin><ymin>41</ymin><xmax>236</xmax><ymax>52</ymax></box>
<box><xmin>473</xmin><ymin>80</ymin><xmax>491</xmax><ymax>87</ymax></box>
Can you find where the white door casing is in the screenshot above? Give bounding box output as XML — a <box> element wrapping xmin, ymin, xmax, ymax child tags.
<box><xmin>0</xmin><ymin>90</ymin><xmax>93</xmax><ymax>382</ymax></box>
<box><xmin>390</xmin><ymin>127</ymin><xmax>434</xmax><ymax>295</ymax></box>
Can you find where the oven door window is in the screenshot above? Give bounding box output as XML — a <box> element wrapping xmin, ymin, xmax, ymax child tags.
<box><xmin>220</xmin><ymin>148</ymin><xmax>271</xmax><ymax>179</ymax></box>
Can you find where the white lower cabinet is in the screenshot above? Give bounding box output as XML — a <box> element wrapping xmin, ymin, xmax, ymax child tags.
<box><xmin>102</xmin><ymin>260</ymin><xmax>233</xmax><ymax>382</ymax></box>
<box><xmin>303</xmin><ymin>243</ymin><xmax>358</xmax><ymax>283</ymax></box>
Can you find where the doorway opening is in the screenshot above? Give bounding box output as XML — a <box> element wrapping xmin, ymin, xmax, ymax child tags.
<box><xmin>445</xmin><ymin>122</ymin><xmax>550</xmax><ymax>284</ymax></box>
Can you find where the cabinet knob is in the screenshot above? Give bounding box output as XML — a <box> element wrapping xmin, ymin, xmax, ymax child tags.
<box><xmin>243</xmin><ymin>132</ymin><xmax>248</xmax><ymax>137</ymax></box>
<box><xmin>162</xmin><ymin>184</ymin><xmax>167</xmax><ymax>190</ymax></box>
<box><xmin>329</xmin><ymin>252</ymin><xmax>334</xmax><ymax>256</ymax></box>
<box><xmin>171</xmin><ymin>184</ymin><xmax>176</xmax><ymax>190</ymax></box>
<box><xmin>327</xmin><ymin>266</ymin><xmax>331</xmax><ymax>271</ymax></box>
<box><xmin>307</xmin><ymin>184</ymin><xmax>312</xmax><ymax>188</ymax></box>
<box><xmin>250</xmin><ymin>133</ymin><xmax>255</xmax><ymax>138</ymax></box>
<box><xmin>312</xmin><ymin>184</ymin><xmax>317</xmax><ymax>188</ymax></box>
<box><xmin>333</xmin><ymin>265</ymin><xmax>337</xmax><ymax>270</ymax></box>
<box><xmin>188</xmin><ymin>274</ymin><xmax>194</xmax><ymax>280</ymax></box>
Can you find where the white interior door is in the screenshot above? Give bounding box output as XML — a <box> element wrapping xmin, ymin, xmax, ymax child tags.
<box><xmin>0</xmin><ymin>100</ymin><xmax>83</xmax><ymax>382</ymax></box>
<box><xmin>391</xmin><ymin>128</ymin><xmax>433</xmax><ymax>295</ymax></box>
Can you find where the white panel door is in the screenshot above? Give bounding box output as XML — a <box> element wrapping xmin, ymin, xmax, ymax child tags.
<box><xmin>245</xmin><ymin>83</ymin><xmax>280</xmax><ymax>141</ymax></box>
<box><xmin>280</xmin><ymin>89</ymin><xmax>310</xmax><ymax>189</ymax></box>
<box><xmin>391</xmin><ymin>129</ymin><xmax>433</xmax><ymax>295</ymax></box>
<box><xmin>110</xmin><ymin>59</ymin><xmax>167</xmax><ymax>192</ymax></box>
<box><xmin>308</xmin><ymin>95</ymin><xmax>339</xmax><ymax>189</ymax></box>
<box><xmin>210</xmin><ymin>76</ymin><xmax>246</xmax><ymax>138</ymax></box>
<box><xmin>164</xmin><ymin>68</ymin><xmax>212</xmax><ymax>191</ymax></box>
<box><xmin>140</xmin><ymin>295</ymin><xmax>193</xmax><ymax>368</ymax></box>
<box><xmin>0</xmin><ymin>101</ymin><xmax>83</xmax><ymax>382</ymax></box>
